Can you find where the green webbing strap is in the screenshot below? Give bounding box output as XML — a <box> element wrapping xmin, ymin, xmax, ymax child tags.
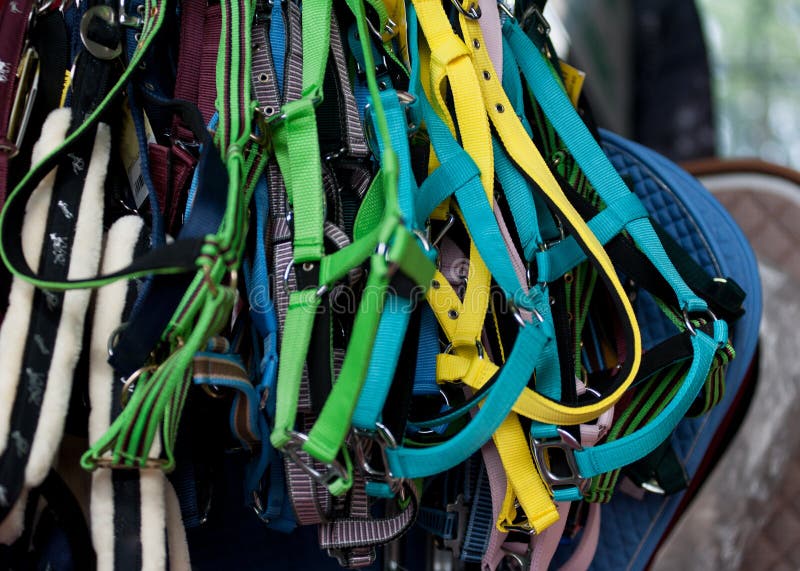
<box><xmin>80</xmin><ymin>0</ymin><xmax>256</xmax><ymax>471</ymax></box>
<box><xmin>271</xmin><ymin>0</ymin><xmax>330</xmax><ymax>263</ymax></box>
<box><xmin>270</xmin><ymin>0</ymin><xmax>433</xmax><ymax>494</ymax></box>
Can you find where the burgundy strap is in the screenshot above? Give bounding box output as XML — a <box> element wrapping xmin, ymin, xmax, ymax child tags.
<box><xmin>147</xmin><ymin>142</ymin><xmax>196</xmax><ymax>233</ymax></box>
<box><xmin>173</xmin><ymin>0</ymin><xmax>220</xmax><ymax>124</ymax></box>
<box><xmin>0</xmin><ymin>0</ymin><xmax>36</xmax><ymax>207</ymax></box>
<box><xmin>144</xmin><ymin>0</ymin><xmax>222</xmax><ymax>233</ymax></box>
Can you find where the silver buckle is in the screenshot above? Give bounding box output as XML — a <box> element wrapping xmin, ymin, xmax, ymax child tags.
<box><xmin>351</xmin><ymin>422</ymin><xmax>405</xmax><ymax>495</ymax></box>
<box><xmin>531</xmin><ymin>428</ymin><xmax>586</xmax><ymax>494</ymax></box>
<box><xmin>283</xmin><ymin>431</ymin><xmax>350</xmax><ymax>487</ymax></box>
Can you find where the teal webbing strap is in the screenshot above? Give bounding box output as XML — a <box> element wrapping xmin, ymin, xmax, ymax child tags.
<box><xmin>536</xmin><ymin>193</ymin><xmax>650</xmax><ymax>283</ymax></box>
<box><xmin>504</xmin><ymin>18</ymin><xmax>707</xmax><ymax>313</ymax></box>
<box><xmin>352</xmin><ymin>84</ymin><xmax>422</xmax><ymax>432</ymax></box>
<box><xmin>574</xmin><ymin>320</ymin><xmax>727</xmax><ymax>476</ymax></box>
<box><xmin>385</xmin><ymin>321</ymin><xmax>551</xmax><ymax>479</ymax></box>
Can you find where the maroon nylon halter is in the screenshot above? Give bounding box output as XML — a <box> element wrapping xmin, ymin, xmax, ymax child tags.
<box><xmin>144</xmin><ymin>0</ymin><xmax>221</xmax><ymax>234</ymax></box>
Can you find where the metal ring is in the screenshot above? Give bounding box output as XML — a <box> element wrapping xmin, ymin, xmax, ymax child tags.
<box><xmin>682</xmin><ymin>308</ymin><xmax>718</xmax><ymax>336</ymax></box>
<box><xmin>80</xmin><ymin>6</ymin><xmax>123</xmax><ymax>60</ymax></box>
<box><xmin>120</xmin><ymin>364</ymin><xmax>158</xmax><ymax>407</ymax></box>
<box><xmin>107</xmin><ymin>322</ymin><xmax>128</xmax><ymax>357</ymax></box>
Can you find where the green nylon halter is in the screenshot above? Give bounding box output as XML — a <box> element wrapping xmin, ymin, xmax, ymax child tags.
<box><xmin>268</xmin><ymin>0</ymin><xmax>434</xmax><ymax>496</ymax></box>
<box><xmin>80</xmin><ymin>0</ymin><xmax>263</xmax><ymax>471</ymax></box>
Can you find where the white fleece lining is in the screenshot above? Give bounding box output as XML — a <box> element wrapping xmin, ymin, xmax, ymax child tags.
<box><xmin>0</xmin><ymin>108</ymin><xmax>71</xmax><ymax>455</ymax></box>
<box><xmin>25</xmin><ymin>121</ymin><xmax>110</xmax><ymax>486</ymax></box>
<box><xmin>165</xmin><ymin>481</ymin><xmax>191</xmax><ymax>571</ymax></box>
<box><xmin>140</xmin><ymin>463</ymin><xmax>167</xmax><ymax>571</ymax></box>
<box><xmin>89</xmin><ymin>215</ymin><xmax>143</xmax><ymax>571</ymax></box>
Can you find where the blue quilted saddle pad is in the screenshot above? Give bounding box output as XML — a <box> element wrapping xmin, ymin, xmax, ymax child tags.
<box><xmin>584</xmin><ymin>130</ymin><xmax>762</xmax><ymax>571</ymax></box>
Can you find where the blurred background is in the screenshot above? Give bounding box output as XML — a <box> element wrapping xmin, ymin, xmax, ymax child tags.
<box><xmin>549</xmin><ymin>0</ymin><xmax>800</xmax><ymax>167</ymax></box>
<box><xmin>544</xmin><ymin>1</ymin><xmax>800</xmax><ymax>568</ymax></box>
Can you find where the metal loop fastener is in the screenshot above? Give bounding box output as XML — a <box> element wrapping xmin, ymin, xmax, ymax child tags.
<box><xmin>281</xmin><ymin>258</ymin><xmax>328</xmax><ymax>298</ymax></box>
<box><xmin>283</xmin><ymin>431</ymin><xmax>349</xmax><ymax>487</ymax></box>
<box><xmin>351</xmin><ymin>422</ymin><xmax>405</xmax><ymax>494</ymax></box>
<box><xmin>520</xmin><ymin>4</ymin><xmax>550</xmax><ymax>36</ymax></box>
<box><xmin>682</xmin><ymin>307</ymin><xmax>718</xmax><ymax>336</ymax></box>
<box><xmin>443</xmin><ymin>339</ymin><xmax>485</xmax><ymax>359</ymax></box>
<box><xmin>80</xmin><ymin>5</ymin><xmax>123</xmax><ymax>60</ymax></box>
<box><xmin>120</xmin><ymin>364</ymin><xmax>158</xmax><ymax>407</ymax></box>
<box><xmin>531</xmin><ymin>428</ymin><xmax>587</xmax><ymax>495</ymax></box>
<box><xmin>451</xmin><ymin>0</ymin><xmax>481</xmax><ymax>19</ymax></box>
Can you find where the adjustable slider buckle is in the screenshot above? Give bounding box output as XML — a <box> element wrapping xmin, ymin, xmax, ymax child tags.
<box><xmin>531</xmin><ymin>428</ymin><xmax>587</xmax><ymax>495</ymax></box>
<box><xmin>283</xmin><ymin>430</ymin><xmax>350</xmax><ymax>487</ymax></box>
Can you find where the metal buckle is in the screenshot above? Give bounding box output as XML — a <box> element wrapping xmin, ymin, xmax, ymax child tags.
<box><xmin>120</xmin><ymin>364</ymin><xmax>158</xmax><ymax>407</ymax></box>
<box><xmin>365</xmin><ymin>14</ymin><xmax>399</xmax><ymax>43</ymax></box>
<box><xmin>497</xmin><ymin>0</ymin><xmax>515</xmax><ymax>21</ymax></box>
<box><xmin>283</xmin><ymin>431</ymin><xmax>350</xmax><ymax>487</ymax></box>
<box><xmin>80</xmin><ymin>5</ymin><xmax>123</xmax><ymax>60</ymax></box>
<box><xmin>520</xmin><ymin>4</ymin><xmax>550</xmax><ymax>37</ymax></box>
<box><xmin>507</xmin><ymin>299</ymin><xmax>544</xmax><ymax>328</ymax></box>
<box><xmin>451</xmin><ymin>0</ymin><xmax>481</xmax><ymax>19</ymax></box>
<box><xmin>363</xmin><ymin>90</ymin><xmax>419</xmax><ymax>157</ymax></box>
<box><xmin>118</xmin><ymin>0</ymin><xmax>145</xmax><ymax>28</ymax></box>
<box><xmin>531</xmin><ymin>428</ymin><xmax>586</xmax><ymax>494</ymax></box>
<box><xmin>351</xmin><ymin>422</ymin><xmax>405</xmax><ymax>494</ymax></box>
<box><xmin>266</xmin><ymin>93</ymin><xmax>323</xmax><ymax>127</ymax></box>
<box><xmin>431</xmin><ymin>213</ymin><xmax>455</xmax><ymax>248</ymax></box>
<box><xmin>442</xmin><ymin>494</ymin><xmax>469</xmax><ymax>558</ymax></box>
<box><xmin>5</xmin><ymin>47</ymin><xmax>40</xmax><ymax>157</ymax></box>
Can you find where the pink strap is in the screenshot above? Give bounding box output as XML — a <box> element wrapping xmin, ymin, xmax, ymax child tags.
<box><xmin>528</xmin><ymin>502</ymin><xmax>571</xmax><ymax>571</ymax></box>
<box><xmin>558</xmin><ymin>503</ymin><xmax>601</xmax><ymax>571</ymax></box>
<box><xmin>478</xmin><ymin>0</ymin><xmax>503</xmax><ymax>83</ymax></box>
<box><xmin>480</xmin><ymin>440</ymin><xmax>511</xmax><ymax>571</ymax></box>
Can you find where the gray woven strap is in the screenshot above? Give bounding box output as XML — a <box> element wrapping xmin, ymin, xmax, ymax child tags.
<box><xmin>323</xmin><ymin>466</ymin><xmax>375</xmax><ymax>567</ymax></box>
<box><xmin>283</xmin><ymin>0</ymin><xmax>303</xmax><ymax>101</ymax></box>
<box><xmin>329</xmin><ymin>10</ymin><xmax>369</xmax><ymax>158</ymax></box>
<box><xmin>251</xmin><ymin>0</ymin><xmax>281</xmax><ymax>117</ymax></box>
<box><xmin>318</xmin><ymin>482</ymin><xmax>420</xmax><ymax>551</ymax></box>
